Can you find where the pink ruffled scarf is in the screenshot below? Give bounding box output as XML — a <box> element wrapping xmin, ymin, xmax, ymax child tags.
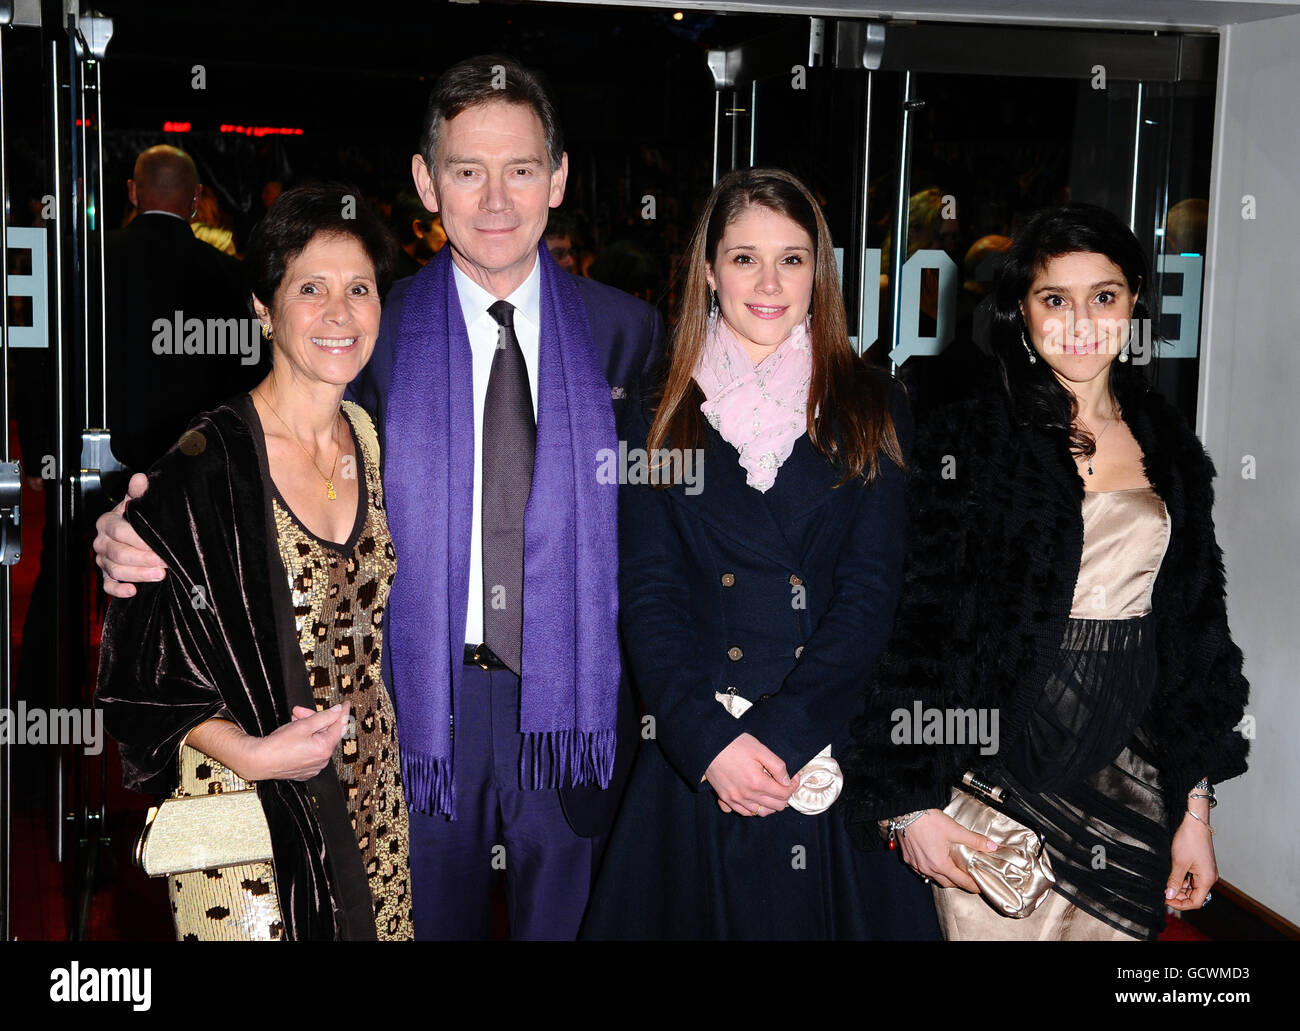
<box><xmin>693</xmin><ymin>314</ymin><xmax>812</xmax><ymax>492</ymax></box>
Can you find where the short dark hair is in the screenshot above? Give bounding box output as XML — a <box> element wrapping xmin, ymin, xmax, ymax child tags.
<box><xmin>391</xmin><ymin>189</ymin><xmax>435</xmax><ymax>244</ymax></box>
<box><xmin>545</xmin><ymin>209</ymin><xmax>577</xmax><ymax>240</ymax></box>
<box><xmin>419</xmin><ymin>55</ymin><xmax>563</xmax><ymax>173</ymax></box>
<box><xmin>244</xmin><ymin>182</ymin><xmax>396</xmax><ymax>310</ymax></box>
<box><xmin>589</xmin><ymin>240</ymin><xmax>658</xmax><ymax>297</ymax></box>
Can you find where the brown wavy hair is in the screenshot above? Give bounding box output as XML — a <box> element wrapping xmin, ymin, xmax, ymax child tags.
<box><xmin>648</xmin><ymin>167</ymin><xmax>904</xmax><ymax>486</ymax></box>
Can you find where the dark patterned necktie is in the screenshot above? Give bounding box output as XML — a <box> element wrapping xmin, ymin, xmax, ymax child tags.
<box><xmin>481</xmin><ymin>300</ymin><xmax>535</xmax><ymax>674</ymax></box>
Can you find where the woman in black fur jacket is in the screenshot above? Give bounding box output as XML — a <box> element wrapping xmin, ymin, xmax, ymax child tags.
<box><xmin>841</xmin><ymin>204</ymin><xmax>1249</xmax><ymax>940</ymax></box>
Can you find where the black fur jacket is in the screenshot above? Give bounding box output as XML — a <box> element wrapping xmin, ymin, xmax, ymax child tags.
<box><xmin>841</xmin><ymin>370</ymin><xmax>1250</xmax><ymax>848</ymax></box>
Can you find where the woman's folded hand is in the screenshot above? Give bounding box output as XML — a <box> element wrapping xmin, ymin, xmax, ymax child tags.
<box><xmin>895</xmin><ymin>808</ymin><xmax>997</xmax><ymax>891</ymax></box>
<box><xmin>189</xmin><ymin>703</ymin><xmax>351</xmax><ymax>783</ymax></box>
<box><xmin>704</xmin><ymin>732</ymin><xmax>801</xmax><ymax>817</ymax></box>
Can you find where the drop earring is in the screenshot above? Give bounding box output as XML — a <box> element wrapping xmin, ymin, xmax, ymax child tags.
<box><xmin>1118</xmin><ymin>327</ymin><xmax>1133</xmax><ymax>362</ymax></box>
<box><xmin>708</xmin><ymin>289</ymin><xmax>718</xmax><ymax>317</ymax></box>
<box><xmin>1020</xmin><ymin>327</ymin><xmax>1037</xmax><ymax>364</ymax></box>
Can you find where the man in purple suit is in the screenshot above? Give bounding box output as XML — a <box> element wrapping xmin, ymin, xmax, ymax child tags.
<box><xmin>95</xmin><ymin>55</ymin><xmax>661</xmax><ymax>940</ymax></box>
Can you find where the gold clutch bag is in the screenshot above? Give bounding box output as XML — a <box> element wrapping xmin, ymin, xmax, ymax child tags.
<box><xmin>136</xmin><ymin>787</ymin><xmax>274</xmax><ymax>876</ymax></box>
<box><xmin>943</xmin><ymin>772</ymin><xmax>1055</xmax><ymax>918</ymax></box>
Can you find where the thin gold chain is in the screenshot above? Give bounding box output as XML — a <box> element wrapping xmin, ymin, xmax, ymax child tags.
<box><xmin>256</xmin><ymin>386</ymin><xmax>342</xmax><ymax>499</ymax></box>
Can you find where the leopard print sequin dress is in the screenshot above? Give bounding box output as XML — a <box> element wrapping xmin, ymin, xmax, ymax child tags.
<box><xmin>167</xmin><ymin>746</ymin><xmax>284</xmax><ymax>940</ymax></box>
<box><xmin>167</xmin><ymin>401</ymin><xmax>412</xmax><ymax>941</ymax></box>
<box><xmin>272</xmin><ymin>402</ymin><xmax>412</xmax><ymax>940</ymax></box>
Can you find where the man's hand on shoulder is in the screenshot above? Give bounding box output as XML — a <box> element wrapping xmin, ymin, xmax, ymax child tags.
<box><xmin>94</xmin><ymin>472</ymin><xmax>167</xmax><ymax>598</ymax></box>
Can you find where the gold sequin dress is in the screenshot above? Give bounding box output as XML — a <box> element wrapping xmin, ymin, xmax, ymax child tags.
<box><xmin>272</xmin><ymin>401</ymin><xmax>412</xmax><ymax>940</ymax></box>
<box><xmin>167</xmin><ymin>401</ymin><xmax>412</xmax><ymax>941</ymax></box>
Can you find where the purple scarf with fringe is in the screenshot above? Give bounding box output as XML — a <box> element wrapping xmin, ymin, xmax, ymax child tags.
<box><xmin>384</xmin><ymin>242</ymin><xmax>620</xmax><ymax>818</ymax></box>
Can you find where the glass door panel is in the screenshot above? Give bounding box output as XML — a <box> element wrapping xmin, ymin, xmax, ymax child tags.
<box><xmin>708</xmin><ymin>20</ymin><xmax>1217</xmax><ymax>427</ymax></box>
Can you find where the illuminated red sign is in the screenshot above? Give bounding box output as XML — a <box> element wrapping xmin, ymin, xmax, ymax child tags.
<box><xmin>219</xmin><ymin>124</ymin><xmax>304</xmax><ymax>137</ymax></box>
<box><xmin>157</xmin><ymin>122</ymin><xmax>302</xmax><ymax>136</ymax></box>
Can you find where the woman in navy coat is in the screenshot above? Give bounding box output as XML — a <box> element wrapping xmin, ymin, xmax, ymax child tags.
<box><xmin>582</xmin><ymin>169</ymin><xmax>941</xmax><ymax>940</ymax></box>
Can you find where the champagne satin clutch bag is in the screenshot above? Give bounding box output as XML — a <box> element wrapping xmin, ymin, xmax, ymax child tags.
<box><xmin>136</xmin><ymin>789</ymin><xmax>274</xmax><ymax>876</ymax></box>
<box><xmin>714</xmin><ymin>690</ymin><xmax>843</xmax><ymax>814</ymax></box>
<box><xmin>943</xmin><ymin>772</ymin><xmax>1055</xmax><ymax>918</ymax></box>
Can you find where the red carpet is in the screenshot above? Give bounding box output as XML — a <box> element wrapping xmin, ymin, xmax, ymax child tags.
<box><xmin>8</xmin><ymin>420</ymin><xmax>171</xmax><ymax>940</ymax></box>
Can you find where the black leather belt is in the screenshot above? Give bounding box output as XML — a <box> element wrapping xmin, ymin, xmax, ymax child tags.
<box><xmin>464</xmin><ymin>643</ymin><xmax>509</xmax><ymax>671</ymax></box>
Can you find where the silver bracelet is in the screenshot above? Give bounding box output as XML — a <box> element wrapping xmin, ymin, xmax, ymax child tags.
<box><xmin>1191</xmin><ymin>778</ymin><xmax>1218</xmax><ymax>809</ymax></box>
<box><xmin>1184</xmin><ymin>808</ymin><xmax>1215</xmax><ymax>835</ymax></box>
<box><xmin>889</xmin><ymin>810</ymin><xmax>929</xmax><ymax>834</ymax></box>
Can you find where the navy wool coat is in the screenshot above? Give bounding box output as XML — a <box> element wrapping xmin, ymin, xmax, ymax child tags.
<box><xmin>582</xmin><ymin>371</ymin><xmax>941</xmax><ymax>940</ymax></box>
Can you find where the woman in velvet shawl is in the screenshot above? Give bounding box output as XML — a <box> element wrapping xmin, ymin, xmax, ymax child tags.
<box><xmin>582</xmin><ymin>169</ymin><xmax>940</xmax><ymax>939</ymax></box>
<box><xmin>96</xmin><ymin>184</ymin><xmax>410</xmax><ymax>940</ymax></box>
<box><xmin>842</xmin><ymin>204</ymin><xmax>1249</xmax><ymax>940</ymax></box>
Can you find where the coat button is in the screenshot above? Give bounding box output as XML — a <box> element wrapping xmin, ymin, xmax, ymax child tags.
<box><xmin>788</xmin><ymin>573</ymin><xmax>803</xmax><ymax>587</ymax></box>
<box><xmin>727</xmin><ymin>646</ymin><xmax>743</xmax><ymax>661</ymax></box>
<box><xmin>794</xmin><ymin>645</ymin><xmax>804</xmax><ymax>658</ymax></box>
<box><xmin>720</xmin><ymin>572</ymin><xmax>736</xmax><ymax>587</ymax></box>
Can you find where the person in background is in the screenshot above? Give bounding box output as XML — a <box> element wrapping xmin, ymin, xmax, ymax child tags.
<box><xmin>1164</xmin><ymin>198</ymin><xmax>1208</xmax><ymax>255</ymax></box>
<box><xmin>104</xmin><ymin>145</ymin><xmax>264</xmax><ymax>473</ymax></box>
<box><xmin>588</xmin><ymin>239</ymin><xmax>660</xmax><ymax>303</ymax></box>
<box><xmin>191</xmin><ymin>182</ymin><xmax>238</xmax><ymax>256</ymax></box>
<box><xmin>544</xmin><ymin>208</ymin><xmax>578</xmax><ymax>272</ymax></box>
<box><xmin>963</xmin><ymin>233</ymin><xmax>1013</xmax><ymax>300</ymax></box>
<box><xmin>261</xmin><ymin>179</ymin><xmax>285</xmax><ymax>211</ymax></box>
<box><xmin>391</xmin><ymin>189</ymin><xmax>447</xmax><ymax>280</ymax></box>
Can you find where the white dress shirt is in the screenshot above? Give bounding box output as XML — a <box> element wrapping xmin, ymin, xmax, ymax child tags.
<box><xmin>453</xmin><ymin>257</ymin><xmax>541</xmax><ymax>646</ymax></box>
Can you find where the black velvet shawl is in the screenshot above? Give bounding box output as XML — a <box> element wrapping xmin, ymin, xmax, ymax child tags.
<box><xmin>96</xmin><ymin>394</ymin><xmax>376</xmax><ymax>940</ymax></box>
<box><xmin>841</xmin><ymin>371</ymin><xmax>1251</xmax><ymax>847</ymax></box>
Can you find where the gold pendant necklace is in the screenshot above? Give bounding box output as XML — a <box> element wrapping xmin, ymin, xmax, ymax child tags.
<box><xmin>257</xmin><ymin>388</ymin><xmax>342</xmax><ymax>500</ymax></box>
